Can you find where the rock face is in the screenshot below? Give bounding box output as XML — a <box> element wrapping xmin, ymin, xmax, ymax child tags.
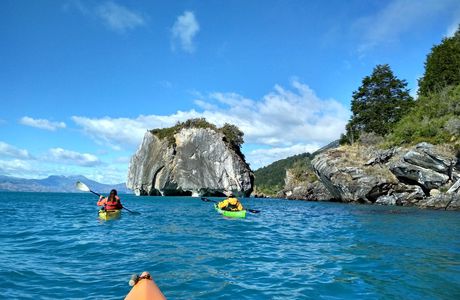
<box><xmin>310</xmin><ymin>142</ymin><xmax>460</xmax><ymax>210</ymax></box>
<box><xmin>277</xmin><ymin>169</ymin><xmax>332</xmax><ymax>201</ymax></box>
<box><xmin>127</xmin><ymin>128</ymin><xmax>254</xmax><ymax>197</ymax></box>
<box><xmin>390</xmin><ymin>143</ymin><xmax>455</xmax><ymax>192</ymax></box>
<box><xmin>312</xmin><ymin>148</ymin><xmax>399</xmax><ymax>203</ymax></box>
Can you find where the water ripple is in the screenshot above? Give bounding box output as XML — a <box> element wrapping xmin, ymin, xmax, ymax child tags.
<box><xmin>0</xmin><ymin>193</ymin><xmax>459</xmax><ymax>299</ymax></box>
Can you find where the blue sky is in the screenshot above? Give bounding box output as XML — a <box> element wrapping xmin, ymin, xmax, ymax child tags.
<box><xmin>1</xmin><ymin>0</ymin><xmax>459</xmax><ymax>184</ymax></box>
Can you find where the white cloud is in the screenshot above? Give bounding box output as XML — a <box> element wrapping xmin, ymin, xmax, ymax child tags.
<box><xmin>85</xmin><ymin>164</ymin><xmax>128</xmax><ymax>184</ymax></box>
<box><xmin>72</xmin><ymin>80</ymin><xmax>349</xmax><ymax>168</ymax></box>
<box><xmin>356</xmin><ymin>0</ymin><xmax>459</xmax><ymax>52</ymax></box>
<box><xmin>199</xmin><ymin>81</ymin><xmax>349</xmax><ymax>147</ymax></box>
<box><xmin>20</xmin><ymin>116</ymin><xmax>66</xmax><ymax>131</ymax></box>
<box><xmin>0</xmin><ymin>142</ymin><xmax>126</xmax><ymax>182</ymax></box>
<box><xmin>113</xmin><ymin>156</ymin><xmax>131</xmax><ymax>164</ymax></box>
<box><xmin>171</xmin><ymin>11</ymin><xmax>200</xmax><ymax>53</ymax></box>
<box><xmin>194</xmin><ymin>99</ymin><xmax>218</xmax><ymax>111</ymax></box>
<box><xmin>0</xmin><ymin>142</ymin><xmax>31</xmax><ymax>159</ymax></box>
<box><xmin>47</xmin><ymin>148</ymin><xmax>102</xmax><ymax>167</ymax></box>
<box><xmin>158</xmin><ymin>80</ymin><xmax>173</xmax><ymax>89</ymax></box>
<box><xmin>72</xmin><ymin>112</ymin><xmax>201</xmax><ymax>149</ymax></box>
<box><xmin>96</xmin><ymin>1</ymin><xmax>145</xmax><ymax>32</ymax></box>
<box><xmin>67</xmin><ymin>0</ymin><xmax>145</xmax><ymax>33</ymax></box>
<box><xmin>0</xmin><ymin>159</ymin><xmax>33</xmax><ymax>176</ymax></box>
<box><xmin>246</xmin><ymin>144</ymin><xmax>321</xmax><ymax>170</ymax></box>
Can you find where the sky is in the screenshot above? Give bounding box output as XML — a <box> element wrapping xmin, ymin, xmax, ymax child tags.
<box><xmin>1</xmin><ymin>0</ymin><xmax>460</xmax><ymax>184</ymax></box>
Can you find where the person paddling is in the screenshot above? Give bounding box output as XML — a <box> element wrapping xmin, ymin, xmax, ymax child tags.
<box><xmin>97</xmin><ymin>189</ymin><xmax>123</xmax><ymax>210</ymax></box>
<box><xmin>217</xmin><ymin>192</ymin><xmax>244</xmax><ymax>211</ymax></box>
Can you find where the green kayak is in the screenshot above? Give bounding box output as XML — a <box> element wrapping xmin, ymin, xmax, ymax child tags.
<box><xmin>214</xmin><ymin>204</ymin><xmax>246</xmax><ymax>218</ymax></box>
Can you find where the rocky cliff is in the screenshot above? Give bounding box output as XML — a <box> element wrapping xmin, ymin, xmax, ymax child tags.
<box><xmin>310</xmin><ymin>142</ymin><xmax>460</xmax><ymax>210</ymax></box>
<box><xmin>127</xmin><ymin>127</ymin><xmax>254</xmax><ymax>197</ymax></box>
<box><xmin>277</xmin><ymin>169</ymin><xmax>332</xmax><ymax>201</ymax></box>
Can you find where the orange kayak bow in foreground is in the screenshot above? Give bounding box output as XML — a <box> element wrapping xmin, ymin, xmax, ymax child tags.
<box><xmin>125</xmin><ymin>272</ymin><xmax>166</xmax><ymax>300</ymax></box>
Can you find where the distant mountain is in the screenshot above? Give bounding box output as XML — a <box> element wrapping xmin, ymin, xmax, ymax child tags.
<box><xmin>253</xmin><ymin>140</ymin><xmax>340</xmax><ymax>195</ymax></box>
<box><xmin>0</xmin><ymin>175</ymin><xmax>132</xmax><ymax>194</ymax></box>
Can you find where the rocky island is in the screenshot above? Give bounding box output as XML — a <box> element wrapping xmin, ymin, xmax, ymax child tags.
<box><xmin>127</xmin><ymin>119</ymin><xmax>254</xmax><ymax>197</ymax></box>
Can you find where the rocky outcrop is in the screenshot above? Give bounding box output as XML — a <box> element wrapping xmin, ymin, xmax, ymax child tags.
<box><xmin>277</xmin><ymin>169</ymin><xmax>332</xmax><ymax>201</ymax></box>
<box><xmin>389</xmin><ymin>143</ymin><xmax>455</xmax><ymax>192</ymax></box>
<box><xmin>417</xmin><ymin>193</ymin><xmax>460</xmax><ymax>210</ymax></box>
<box><xmin>312</xmin><ymin>148</ymin><xmax>399</xmax><ymax>203</ymax></box>
<box><xmin>311</xmin><ymin>142</ymin><xmax>460</xmax><ymax>210</ymax></box>
<box><xmin>127</xmin><ymin>128</ymin><xmax>253</xmax><ymax>197</ymax></box>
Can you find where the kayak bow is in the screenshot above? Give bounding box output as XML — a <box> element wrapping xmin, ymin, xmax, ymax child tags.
<box><xmin>214</xmin><ymin>204</ymin><xmax>247</xmax><ymax>218</ymax></box>
<box><xmin>125</xmin><ymin>272</ymin><xmax>166</xmax><ymax>300</ymax></box>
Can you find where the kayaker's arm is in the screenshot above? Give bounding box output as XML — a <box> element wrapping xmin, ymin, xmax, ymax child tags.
<box><xmin>217</xmin><ymin>199</ymin><xmax>229</xmax><ymax>209</ymax></box>
<box><xmin>97</xmin><ymin>195</ymin><xmax>107</xmax><ymax>206</ymax></box>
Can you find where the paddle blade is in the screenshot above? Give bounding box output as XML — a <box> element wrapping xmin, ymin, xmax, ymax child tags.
<box><xmin>75</xmin><ymin>181</ymin><xmax>90</xmax><ymax>192</ymax></box>
<box><xmin>247</xmin><ymin>209</ymin><xmax>261</xmax><ymax>214</ymax></box>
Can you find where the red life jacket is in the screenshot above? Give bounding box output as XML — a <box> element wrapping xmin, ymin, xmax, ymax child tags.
<box><xmin>105</xmin><ymin>195</ymin><xmax>122</xmax><ymax>210</ymax></box>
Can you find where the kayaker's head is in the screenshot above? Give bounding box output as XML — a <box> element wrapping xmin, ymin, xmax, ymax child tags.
<box><xmin>108</xmin><ymin>189</ymin><xmax>118</xmax><ymax>201</ymax></box>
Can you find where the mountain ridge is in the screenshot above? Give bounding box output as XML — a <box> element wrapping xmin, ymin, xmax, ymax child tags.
<box><xmin>0</xmin><ymin>175</ymin><xmax>131</xmax><ymax>194</ymax></box>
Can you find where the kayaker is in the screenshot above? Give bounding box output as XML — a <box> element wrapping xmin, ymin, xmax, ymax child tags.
<box><xmin>97</xmin><ymin>189</ymin><xmax>123</xmax><ymax>210</ymax></box>
<box><xmin>217</xmin><ymin>193</ymin><xmax>244</xmax><ymax>211</ymax></box>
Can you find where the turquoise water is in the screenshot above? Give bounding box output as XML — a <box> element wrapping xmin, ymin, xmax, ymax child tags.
<box><xmin>0</xmin><ymin>192</ymin><xmax>459</xmax><ymax>299</ymax></box>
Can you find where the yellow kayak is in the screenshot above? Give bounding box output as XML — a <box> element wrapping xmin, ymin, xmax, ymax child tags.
<box><xmin>125</xmin><ymin>272</ymin><xmax>166</xmax><ymax>300</ymax></box>
<box><xmin>98</xmin><ymin>209</ymin><xmax>121</xmax><ymax>220</ymax></box>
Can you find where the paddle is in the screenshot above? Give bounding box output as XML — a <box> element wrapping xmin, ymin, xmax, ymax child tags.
<box><xmin>75</xmin><ymin>181</ymin><xmax>140</xmax><ymax>215</ymax></box>
<box><xmin>201</xmin><ymin>197</ymin><xmax>260</xmax><ymax>214</ymax></box>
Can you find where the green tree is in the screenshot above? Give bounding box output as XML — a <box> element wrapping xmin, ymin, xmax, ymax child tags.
<box><xmin>220</xmin><ymin>123</ymin><xmax>244</xmax><ymax>150</ymax></box>
<box><xmin>418</xmin><ymin>25</ymin><xmax>460</xmax><ymax>96</ymax></box>
<box><xmin>343</xmin><ymin>64</ymin><xmax>413</xmax><ymax>143</ymax></box>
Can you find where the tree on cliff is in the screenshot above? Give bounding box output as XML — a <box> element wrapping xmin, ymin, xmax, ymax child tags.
<box><xmin>418</xmin><ymin>25</ymin><xmax>460</xmax><ymax>97</ymax></box>
<box><xmin>150</xmin><ymin>118</ymin><xmax>247</xmax><ymax>160</ymax></box>
<box><xmin>341</xmin><ymin>64</ymin><xmax>414</xmax><ymax>144</ymax></box>
<box><xmin>221</xmin><ymin>123</ymin><xmax>244</xmax><ymax>150</ymax></box>
<box><xmin>220</xmin><ymin>123</ymin><xmax>246</xmax><ymax>161</ymax></box>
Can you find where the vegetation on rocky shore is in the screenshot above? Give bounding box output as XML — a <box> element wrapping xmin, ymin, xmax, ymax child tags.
<box><xmin>253</xmin><ymin>153</ymin><xmax>312</xmax><ymax>195</ymax></box>
<box><xmin>341</xmin><ymin>26</ymin><xmax>460</xmax><ymax>148</ymax></box>
<box><xmin>150</xmin><ymin>118</ymin><xmax>245</xmax><ymax>158</ymax></box>
<box><xmin>255</xmin><ymin>26</ymin><xmax>460</xmax><ymax>202</ymax></box>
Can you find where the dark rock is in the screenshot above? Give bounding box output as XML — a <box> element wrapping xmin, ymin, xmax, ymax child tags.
<box><xmin>390</xmin><ymin>162</ymin><xmax>450</xmax><ymax>191</ymax></box>
<box><xmin>417</xmin><ymin>193</ymin><xmax>460</xmax><ymax>210</ymax></box>
<box><xmin>389</xmin><ymin>142</ymin><xmax>456</xmax><ymax>192</ymax></box>
<box><xmin>312</xmin><ymin>149</ymin><xmax>397</xmax><ymax>203</ymax></box>
<box><xmin>278</xmin><ymin>169</ymin><xmax>332</xmax><ymax>201</ymax></box>
<box><xmin>375</xmin><ymin>195</ymin><xmax>398</xmax><ymax>205</ymax></box>
<box><xmin>365</xmin><ymin>147</ymin><xmax>398</xmax><ymax>166</ymax></box>
<box><xmin>281</xmin><ymin>181</ymin><xmax>332</xmax><ymax>201</ymax></box>
<box><xmin>447</xmin><ymin>179</ymin><xmax>460</xmax><ymax>193</ymax></box>
<box><xmin>376</xmin><ymin>183</ymin><xmax>425</xmax><ymax>206</ymax></box>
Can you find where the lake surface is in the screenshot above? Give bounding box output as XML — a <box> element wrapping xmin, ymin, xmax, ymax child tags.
<box><xmin>0</xmin><ymin>192</ymin><xmax>459</xmax><ymax>299</ymax></box>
